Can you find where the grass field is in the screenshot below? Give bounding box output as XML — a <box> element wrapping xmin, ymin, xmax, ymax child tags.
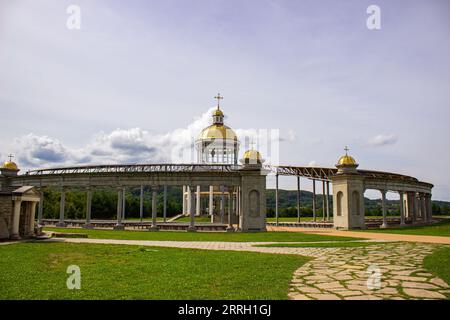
<box><xmin>44</xmin><ymin>227</ymin><xmax>362</xmax><ymax>242</ymax></box>
<box><xmin>423</xmin><ymin>246</ymin><xmax>450</xmax><ymax>286</ymax></box>
<box><xmin>362</xmin><ymin>219</ymin><xmax>450</xmax><ymax>237</ymax></box>
<box><xmin>0</xmin><ymin>242</ymin><xmax>309</xmax><ymax>300</ymax></box>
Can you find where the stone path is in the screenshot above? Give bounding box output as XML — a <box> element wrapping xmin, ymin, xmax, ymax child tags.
<box><xmin>43</xmin><ymin>238</ymin><xmax>449</xmax><ymax>300</ymax></box>
<box><xmin>288</xmin><ymin>242</ymin><xmax>450</xmax><ymax>300</ymax></box>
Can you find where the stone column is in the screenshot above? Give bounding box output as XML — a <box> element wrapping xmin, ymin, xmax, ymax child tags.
<box><xmin>380</xmin><ymin>189</ymin><xmax>387</xmax><ymax>228</ymax></box>
<box><xmin>56</xmin><ymin>187</ymin><xmax>67</xmax><ymax>227</ymax></box>
<box><xmin>122</xmin><ymin>187</ymin><xmax>126</xmax><ymax>220</ymax></box>
<box><xmin>296</xmin><ymin>176</ymin><xmax>301</xmax><ymax>223</ymax></box>
<box><xmin>227</xmin><ymin>187</ymin><xmax>234</xmax><ymax>232</ymax></box>
<box><xmin>236</xmin><ymin>186</ymin><xmax>241</xmax><ymax>230</ymax></box>
<box><xmin>220</xmin><ymin>185</ymin><xmax>225</xmax><ymax>224</ymax></box>
<box><xmin>149</xmin><ymin>187</ymin><xmax>159</xmax><ymax>231</ymax></box>
<box><xmin>421</xmin><ymin>194</ymin><xmax>427</xmax><ymax>222</ymax></box>
<box><xmin>182</xmin><ymin>185</ymin><xmax>186</xmax><ymax>215</ymax></box>
<box><xmin>312</xmin><ymin>180</ymin><xmax>317</xmax><ymax>222</ymax></box>
<box><xmin>38</xmin><ymin>189</ymin><xmax>44</xmax><ymax>225</ymax></box>
<box><xmin>275</xmin><ymin>174</ymin><xmax>279</xmax><ymax>226</ymax></box>
<box><xmin>427</xmin><ymin>194</ymin><xmax>433</xmax><ymax>222</ymax></box>
<box><xmin>326</xmin><ymin>181</ymin><xmax>330</xmax><ymax>221</ymax></box>
<box><xmin>399</xmin><ymin>191</ymin><xmax>405</xmax><ymax>226</ymax></box>
<box><xmin>322</xmin><ymin>181</ymin><xmax>326</xmax><ymax>221</ymax></box>
<box><xmin>209</xmin><ymin>185</ymin><xmax>214</xmax><ymax>216</ymax></box>
<box><xmin>28</xmin><ymin>201</ymin><xmax>38</xmax><ymax>235</ymax></box>
<box><xmin>11</xmin><ymin>200</ymin><xmax>22</xmax><ymax>239</ymax></box>
<box><xmin>139</xmin><ymin>185</ymin><xmax>144</xmax><ymax>222</ymax></box>
<box><xmin>163</xmin><ymin>185</ymin><xmax>167</xmax><ymax>223</ymax></box>
<box><xmin>187</xmin><ymin>186</ymin><xmax>196</xmax><ymax>232</ymax></box>
<box><xmin>114</xmin><ymin>188</ymin><xmax>124</xmax><ymax>230</ymax></box>
<box><xmin>187</xmin><ymin>186</ymin><xmax>191</xmax><ymax>216</ymax></box>
<box><xmin>196</xmin><ymin>185</ymin><xmax>201</xmax><ymax>216</ymax></box>
<box><xmin>413</xmin><ymin>192</ymin><xmax>419</xmax><ymax>224</ymax></box>
<box><xmin>83</xmin><ymin>187</ymin><xmax>93</xmax><ymax>229</ymax></box>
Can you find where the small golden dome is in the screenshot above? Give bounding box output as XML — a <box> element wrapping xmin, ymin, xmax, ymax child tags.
<box><xmin>1</xmin><ymin>161</ymin><xmax>19</xmax><ymax>170</ymax></box>
<box><xmin>199</xmin><ymin>124</ymin><xmax>238</xmax><ymax>141</ymax></box>
<box><xmin>243</xmin><ymin>149</ymin><xmax>263</xmax><ymax>164</ymax></box>
<box><xmin>213</xmin><ymin>108</ymin><xmax>224</xmax><ymax>117</ymax></box>
<box><xmin>337</xmin><ymin>155</ymin><xmax>357</xmax><ymax>166</ymax></box>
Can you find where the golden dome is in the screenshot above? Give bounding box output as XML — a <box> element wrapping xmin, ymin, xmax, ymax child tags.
<box><xmin>243</xmin><ymin>149</ymin><xmax>262</xmax><ymax>161</ymax></box>
<box><xmin>337</xmin><ymin>155</ymin><xmax>357</xmax><ymax>166</ymax></box>
<box><xmin>213</xmin><ymin>108</ymin><xmax>224</xmax><ymax>117</ymax></box>
<box><xmin>1</xmin><ymin>161</ymin><xmax>19</xmax><ymax>170</ymax></box>
<box><xmin>199</xmin><ymin>124</ymin><xmax>238</xmax><ymax>141</ymax></box>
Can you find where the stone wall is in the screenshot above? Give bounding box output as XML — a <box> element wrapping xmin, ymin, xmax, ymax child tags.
<box><xmin>0</xmin><ymin>194</ymin><xmax>13</xmax><ymax>239</ymax></box>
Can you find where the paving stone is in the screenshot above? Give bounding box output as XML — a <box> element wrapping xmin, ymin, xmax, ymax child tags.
<box><xmin>315</xmin><ymin>281</ymin><xmax>346</xmax><ymax>290</ymax></box>
<box><xmin>401</xmin><ymin>282</ymin><xmax>439</xmax><ymax>290</ymax></box>
<box><xmin>392</xmin><ymin>276</ymin><xmax>428</xmax><ymax>282</ymax></box>
<box><xmin>288</xmin><ymin>293</ymin><xmax>311</xmax><ymax>300</ymax></box>
<box><xmin>336</xmin><ymin>290</ymin><xmax>364</xmax><ymax>297</ymax></box>
<box><xmin>403</xmin><ymin>288</ymin><xmax>446</xmax><ymax>299</ymax></box>
<box><xmin>344</xmin><ymin>295</ymin><xmax>383</xmax><ymax>300</ymax></box>
<box><xmin>430</xmin><ymin>277</ymin><xmax>449</xmax><ymax>288</ymax></box>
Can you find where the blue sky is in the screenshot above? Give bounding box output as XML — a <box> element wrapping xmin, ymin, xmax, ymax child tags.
<box><xmin>0</xmin><ymin>0</ymin><xmax>449</xmax><ymax>200</ymax></box>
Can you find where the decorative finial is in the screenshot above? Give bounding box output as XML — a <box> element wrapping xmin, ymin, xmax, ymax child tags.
<box><xmin>214</xmin><ymin>93</ymin><xmax>223</xmax><ymax>109</ymax></box>
<box><xmin>344</xmin><ymin>146</ymin><xmax>349</xmax><ymax>156</ymax></box>
<box><xmin>8</xmin><ymin>154</ymin><xmax>14</xmax><ymax>162</ymax></box>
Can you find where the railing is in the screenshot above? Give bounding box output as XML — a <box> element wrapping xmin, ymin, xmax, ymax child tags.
<box><xmin>24</xmin><ymin>164</ymin><xmax>242</xmax><ymax>176</ymax></box>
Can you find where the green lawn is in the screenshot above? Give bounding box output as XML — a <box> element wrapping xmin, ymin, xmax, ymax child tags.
<box><xmin>0</xmin><ymin>242</ymin><xmax>309</xmax><ymax>299</ymax></box>
<box><xmin>256</xmin><ymin>241</ymin><xmax>388</xmax><ymax>248</ymax></box>
<box><xmin>362</xmin><ymin>219</ymin><xmax>450</xmax><ymax>237</ymax></box>
<box><xmin>424</xmin><ymin>246</ymin><xmax>450</xmax><ymax>287</ymax></box>
<box><xmin>44</xmin><ymin>227</ymin><xmax>362</xmax><ymax>242</ymax></box>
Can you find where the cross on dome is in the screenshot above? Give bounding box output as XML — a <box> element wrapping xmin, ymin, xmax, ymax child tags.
<box><xmin>344</xmin><ymin>146</ymin><xmax>349</xmax><ymax>155</ymax></box>
<box><xmin>214</xmin><ymin>93</ymin><xmax>223</xmax><ymax>108</ymax></box>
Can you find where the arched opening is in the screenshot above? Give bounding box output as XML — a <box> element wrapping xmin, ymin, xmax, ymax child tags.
<box><xmin>337</xmin><ymin>191</ymin><xmax>343</xmax><ymax>216</ymax></box>
<box><xmin>352</xmin><ymin>190</ymin><xmax>360</xmax><ymax>216</ymax></box>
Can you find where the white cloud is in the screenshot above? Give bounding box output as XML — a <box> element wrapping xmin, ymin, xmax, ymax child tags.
<box><xmin>9</xmin><ymin>107</ymin><xmax>287</xmax><ymax>170</ymax></box>
<box><xmin>368</xmin><ymin>134</ymin><xmax>398</xmax><ymax>146</ymax></box>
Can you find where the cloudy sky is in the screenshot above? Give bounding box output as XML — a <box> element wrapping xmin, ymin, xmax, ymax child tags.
<box><xmin>0</xmin><ymin>0</ymin><xmax>449</xmax><ymax>200</ymax></box>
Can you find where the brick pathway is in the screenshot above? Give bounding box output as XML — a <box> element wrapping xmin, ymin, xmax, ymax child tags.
<box><xmin>45</xmin><ymin>238</ymin><xmax>449</xmax><ymax>300</ymax></box>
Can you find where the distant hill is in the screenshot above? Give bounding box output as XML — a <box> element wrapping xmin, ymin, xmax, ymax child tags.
<box><xmin>266</xmin><ymin>189</ymin><xmax>450</xmax><ymax>218</ymax></box>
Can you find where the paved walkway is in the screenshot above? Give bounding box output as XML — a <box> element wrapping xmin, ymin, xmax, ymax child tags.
<box><xmin>288</xmin><ymin>242</ymin><xmax>450</xmax><ymax>300</ymax></box>
<box><xmin>47</xmin><ymin>237</ymin><xmax>450</xmax><ymax>300</ymax></box>
<box><xmin>267</xmin><ymin>226</ymin><xmax>450</xmax><ymax>244</ymax></box>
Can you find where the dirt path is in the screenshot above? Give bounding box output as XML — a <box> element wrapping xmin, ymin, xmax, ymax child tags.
<box><xmin>267</xmin><ymin>226</ymin><xmax>450</xmax><ymax>244</ymax></box>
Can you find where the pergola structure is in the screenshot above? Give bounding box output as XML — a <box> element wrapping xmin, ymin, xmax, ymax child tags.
<box><xmin>0</xmin><ymin>162</ymin><xmax>267</xmax><ymax>237</ymax></box>
<box><xmin>270</xmin><ymin>152</ymin><xmax>433</xmax><ymax>229</ymax></box>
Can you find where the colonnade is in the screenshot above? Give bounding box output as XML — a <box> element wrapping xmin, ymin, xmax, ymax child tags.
<box><xmin>378</xmin><ymin>189</ymin><xmax>433</xmax><ymax>228</ymax></box>
<box><xmin>38</xmin><ymin>184</ymin><xmax>241</xmax><ymax>231</ymax></box>
<box><xmin>274</xmin><ymin>174</ymin><xmax>331</xmax><ymax>226</ymax></box>
<box><xmin>181</xmin><ymin>185</ymin><xmax>240</xmax><ymax>227</ymax></box>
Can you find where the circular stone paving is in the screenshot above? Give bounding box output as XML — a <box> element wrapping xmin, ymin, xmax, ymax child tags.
<box><xmin>288</xmin><ymin>242</ymin><xmax>450</xmax><ymax>300</ymax></box>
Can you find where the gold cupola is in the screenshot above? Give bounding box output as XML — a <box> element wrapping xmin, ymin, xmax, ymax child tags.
<box><xmin>196</xmin><ymin>94</ymin><xmax>240</xmax><ymax>164</ymax></box>
<box><xmin>336</xmin><ymin>147</ymin><xmax>358</xmax><ymax>174</ymax></box>
<box><xmin>1</xmin><ymin>154</ymin><xmax>20</xmax><ymax>176</ymax></box>
<box><xmin>242</xmin><ymin>149</ymin><xmax>263</xmax><ymax>165</ymax></box>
